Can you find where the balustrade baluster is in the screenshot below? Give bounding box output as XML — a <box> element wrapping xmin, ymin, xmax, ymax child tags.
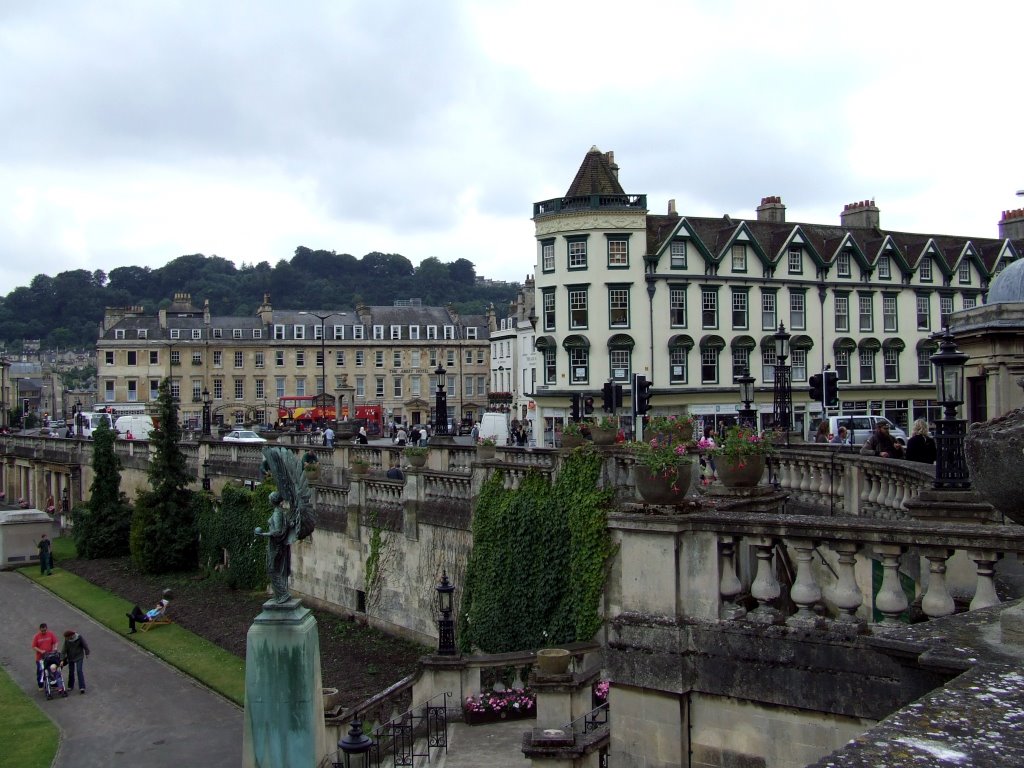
<box><xmin>748</xmin><ymin>536</ymin><xmax>783</xmax><ymax>624</ymax></box>
<box><xmin>718</xmin><ymin>536</ymin><xmax>746</xmax><ymax>620</ymax></box>
<box><xmin>921</xmin><ymin>547</ymin><xmax>955</xmax><ymax>619</ymax></box>
<box><xmin>969</xmin><ymin>550</ymin><xmax>1002</xmax><ymax>611</ymax></box>
<box><xmin>882</xmin><ymin>475</ymin><xmax>896</xmax><ymax>511</ymax></box>
<box><xmin>787</xmin><ymin>538</ymin><xmax>824</xmax><ymax>628</ymax></box>
<box><xmin>874</xmin><ymin>544</ymin><xmax>909</xmax><ymax>625</ymax></box>
<box><xmin>830</xmin><ymin>541</ymin><xmax>864</xmax><ymax>624</ymax></box>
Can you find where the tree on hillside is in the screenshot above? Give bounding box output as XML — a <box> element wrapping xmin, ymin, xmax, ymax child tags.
<box><xmin>130</xmin><ymin>378</ymin><xmax>199</xmax><ymax>573</ymax></box>
<box><xmin>71</xmin><ymin>420</ymin><xmax>133</xmax><ymax>558</ymax></box>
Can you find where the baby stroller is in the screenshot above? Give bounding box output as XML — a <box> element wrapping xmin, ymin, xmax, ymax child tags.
<box><xmin>41</xmin><ymin>651</ymin><xmax>67</xmax><ymax>700</ymax></box>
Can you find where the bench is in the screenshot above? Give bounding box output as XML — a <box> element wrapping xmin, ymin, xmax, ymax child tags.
<box><xmin>140</xmin><ymin>617</ymin><xmax>173</xmax><ymax>632</ymax></box>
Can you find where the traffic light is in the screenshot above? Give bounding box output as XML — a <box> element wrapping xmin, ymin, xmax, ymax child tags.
<box><xmin>584</xmin><ymin>396</ymin><xmax>594</xmax><ymax>416</ymax></box>
<box><xmin>824</xmin><ymin>371</ymin><xmax>839</xmax><ymax>407</ymax></box>
<box><xmin>808</xmin><ymin>374</ymin><xmax>823</xmax><ymax>402</ymax></box>
<box><xmin>23</xmin><ymin>398</ymin><xmax>29</xmax><ymax>413</ymax></box>
<box><xmin>633</xmin><ymin>374</ymin><xmax>653</xmax><ymax>415</ymax></box>
<box><xmin>601</xmin><ymin>382</ymin><xmax>614</xmax><ymax>413</ymax></box>
<box><xmin>570</xmin><ymin>393</ymin><xmax>581</xmax><ymax>422</ymax></box>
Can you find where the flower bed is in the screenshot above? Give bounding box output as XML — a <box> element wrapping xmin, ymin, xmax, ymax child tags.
<box><xmin>463</xmin><ymin>688</ymin><xmax>536</xmax><ymax>725</ymax></box>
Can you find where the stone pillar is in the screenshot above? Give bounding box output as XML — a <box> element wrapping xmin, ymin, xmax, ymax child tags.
<box><xmin>525</xmin><ymin>665</ymin><xmax>602</xmax><ymax>767</ymax></box>
<box><xmin>242</xmin><ymin>599</ymin><xmax>326</xmax><ymax>768</ymax></box>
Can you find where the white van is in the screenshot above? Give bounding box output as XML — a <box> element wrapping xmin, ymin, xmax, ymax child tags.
<box><xmin>478</xmin><ymin>413</ymin><xmax>510</xmax><ymax>446</ymax></box>
<box><xmin>80</xmin><ymin>412</ymin><xmax>114</xmax><ymax>439</ymax></box>
<box><xmin>115</xmin><ymin>415</ymin><xmax>155</xmax><ymax>440</ymax></box>
<box><xmin>813</xmin><ymin>415</ymin><xmax>908</xmax><ymax>447</ymax></box>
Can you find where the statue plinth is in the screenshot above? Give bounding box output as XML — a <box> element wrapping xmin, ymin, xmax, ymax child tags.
<box><xmin>242</xmin><ymin>599</ymin><xmax>326</xmax><ymax>768</ymax></box>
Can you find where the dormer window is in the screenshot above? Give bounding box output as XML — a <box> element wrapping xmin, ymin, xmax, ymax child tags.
<box><xmin>837</xmin><ymin>252</ymin><xmax>851</xmax><ymax>278</ymax></box>
<box><xmin>232</xmin><ymin>329</ymin><xmax>242</xmax><ymax>338</ymax></box>
<box><xmin>373</xmin><ymin>325</ymin><xmax>384</xmax><ymax>340</ymax></box>
<box><xmin>920</xmin><ymin>258</ymin><xmax>933</xmax><ymax>282</ymax></box>
<box><xmin>467</xmin><ymin>327</ymin><xmax>478</xmax><ymax>339</ymax></box>
<box><xmin>877</xmin><ymin>255</ymin><xmax>891</xmax><ymax>280</ymax></box>
<box><xmin>352</xmin><ymin>325</ymin><xmax>365</xmax><ymax>340</ymax></box>
<box><xmin>114</xmin><ymin>329</ymin><xmax>126</xmax><ymax>339</ymax></box>
<box><xmin>274</xmin><ymin>324</ymin><xmax>285</xmax><ymax>340</ymax></box>
<box><xmin>293</xmin><ymin>325</ymin><xmax>305</xmax><ymax>340</ymax></box>
<box><xmin>213</xmin><ymin>328</ymin><xmax>223</xmax><ymax>339</ymax></box>
<box><xmin>409</xmin><ymin>326</ymin><xmax>420</xmax><ymax>340</ymax></box>
<box><xmin>670</xmin><ymin>240</ymin><xmax>687</xmax><ymax>269</ymax></box>
<box><xmin>137</xmin><ymin>329</ymin><xmax>148</xmax><ymax>339</ymax></box>
<box><xmin>390</xmin><ymin>325</ymin><xmax>401</xmax><ymax>339</ymax></box>
<box><xmin>959</xmin><ymin>261</ymin><xmax>971</xmax><ymax>284</ymax></box>
<box><xmin>191</xmin><ymin>329</ymin><xmax>202</xmax><ymax>340</ymax></box>
<box><xmin>444</xmin><ymin>325</ymin><xmax>456</xmax><ymax>339</ymax></box>
<box><xmin>332</xmin><ymin>325</ymin><xmax>345</xmax><ymax>340</ymax></box>
<box><xmin>426</xmin><ymin>325</ymin><xmax>438</xmax><ymax>340</ymax></box>
<box><xmin>170</xmin><ymin>329</ymin><xmax>181</xmax><ymax>340</ymax></box>
<box><xmin>732</xmin><ymin>244</ymin><xmax>747</xmax><ymax>272</ymax></box>
<box><xmin>788</xmin><ymin>247</ymin><xmax>802</xmax><ymax>275</ymax></box>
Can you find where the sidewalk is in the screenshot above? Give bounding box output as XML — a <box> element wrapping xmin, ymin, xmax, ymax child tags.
<box><xmin>0</xmin><ymin>570</ymin><xmax>241</xmax><ymax>768</ymax></box>
<box><xmin>432</xmin><ymin>719</ymin><xmax>532</xmax><ymax>768</ymax></box>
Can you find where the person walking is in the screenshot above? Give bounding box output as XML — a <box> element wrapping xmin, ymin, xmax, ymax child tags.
<box><xmin>31</xmin><ymin>622</ymin><xmax>59</xmax><ymax>688</ymax></box>
<box><xmin>323</xmin><ymin>426</ymin><xmax>335</xmax><ymax>448</ymax></box>
<box><xmin>394</xmin><ymin>425</ymin><xmax>408</xmax><ymax>446</ymax></box>
<box><xmin>61</xmin><ymin>629</ymin><xmax>90</xmax><ymax>694</ymax></box>
<box><xmin>905</xmin><ymin>418</ymin><xmax>936</xmax><ymax>464</ymax></box>
<box><xmin>37</xmin><ymin>533</ymin><xmax>54</xmax><ymax>575</ymax></box>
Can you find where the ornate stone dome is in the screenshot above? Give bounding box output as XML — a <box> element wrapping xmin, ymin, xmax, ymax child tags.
<box><xmin>986</xmin><ymin>258</ymin><xmax>1024</xmax><ymax>303</ymax></box>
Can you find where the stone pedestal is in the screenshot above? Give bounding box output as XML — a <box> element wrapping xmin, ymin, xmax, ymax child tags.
<box><xmin>243</xmin><ymin>599</ymin><xmax>326</xmax><ymax>768</ymax></box>
<box><xmin>903</xmin><ymin>488</ymin><xmax>999</xmax><ymax>525</ymax></box>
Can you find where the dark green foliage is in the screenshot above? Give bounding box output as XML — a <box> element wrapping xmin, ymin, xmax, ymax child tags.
<box><xmin>0</xmin><ymin>250</ymin><xmax>519</xmax><ymax>350</ymax></box>
<box><xmin>130</xmin><ymin>379</ymin><xmax>198</xmax><ymax>573</ymax></box>
<box><xmin>459</xmin><ymin>451</ymin><xmax>616</xmax><ymax>653</ymax></box>
<box><xmin>196</xmin><ymin>481</ymin><xmax>271</xmax><ymax>590</ymax></box>
<box><xmin>71</xmin><ymin>419</ymin><xmax>133</xmax><ymax>558</ymax></box>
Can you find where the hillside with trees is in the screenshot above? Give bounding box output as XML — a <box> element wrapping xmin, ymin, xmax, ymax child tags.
<box><xmin>0</xmin><ymin>248</ymin><xmax>523</xmax><ymax>351</ymax></box>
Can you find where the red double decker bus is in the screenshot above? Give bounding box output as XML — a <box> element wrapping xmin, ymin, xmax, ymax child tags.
<box><xmin>277</xmin><ymin>395</ymin><xmax>335</xmax><ymax>424</ymax></box>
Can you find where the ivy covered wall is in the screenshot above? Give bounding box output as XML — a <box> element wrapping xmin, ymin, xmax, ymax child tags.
<box><xmin>459</xmin><ymin>450</ymin><xmax>616</xmax><ymax>653</ymax></box>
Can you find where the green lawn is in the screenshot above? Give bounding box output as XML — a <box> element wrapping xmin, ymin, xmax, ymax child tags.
<box><xmin>20</xmin><ymin>539</ymin><xmax>246</xmax><ymax>706</ymax></box>
<box><xmin>0</xmin><ymin>665</ymin><xmax>58</xmax><ymax>768</ymax></box>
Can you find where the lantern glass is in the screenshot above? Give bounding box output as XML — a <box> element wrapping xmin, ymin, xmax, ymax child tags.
<box><xmin>435</xmin><ymin>365</ymin><xmax>446</xmax><ymax>389</ymax></box>
<box><xmin>738</xmin><ymin>372</ymin><xmax>755</xmax><ymax>404</ymax></box>
<box><xmin>937</xmin><ymin>365</ymin><xmax>964</xmax><ymax>406</ymax></box>
<box><xmin>436</xmin><ymin>572</ymin><xmax>454</xmax><ymax>613</ymax></box>
<box><xmin>773</xmin><ymin>323</ymin><xmax>790</xmax><ymax>360</ymax></box>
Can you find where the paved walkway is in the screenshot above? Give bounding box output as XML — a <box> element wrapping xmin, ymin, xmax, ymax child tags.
<box><xmin>0</xmin><ymin>570</ymin><xmax>241</xmax><ymax>768</ymax></box>
<box><xmin>435</xmin><ymin>719</ymin><xmax>532</xmax><ymax>767</ymax></box>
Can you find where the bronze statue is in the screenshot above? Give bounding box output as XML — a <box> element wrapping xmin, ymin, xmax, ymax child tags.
<box><xmin>256</xmin><ymin>447</ymin><xmax>317</xmax><ymax>603</ymax></box>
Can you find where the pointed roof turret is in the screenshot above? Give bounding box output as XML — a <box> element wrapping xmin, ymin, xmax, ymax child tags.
<box><xmin>565</xmin><ymin>146</ymin><xmax>625</xmax><ymax>197</ymax></box>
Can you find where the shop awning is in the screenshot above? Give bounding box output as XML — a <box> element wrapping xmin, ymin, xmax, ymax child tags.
<box><xmin>731</xmin><ymin>335</ymin><xmax>756</xmax><ymax>350</ymax></box>
<box><xmin>667</xmin><ymin>334</ymin><xmax>694</xmax><ymax>350</ymax></box>
<box><xmin>534</xmin><ymin>335</ymin><xmax>556</xmax><ymax>351</ymax></box>
<box><xmin>562</xmin><ymin>334</ymin><xmax>590</xmax><ymax>350</ymax></box>
<box><xmin>607</xmin><ymin>333</ymin><xmax>635</xmax><ymax>350</ymax></box>
<box><xmin>699</xmin><ymin>334</ymin><xmax>726</xmax><ymax>350</ymax></box>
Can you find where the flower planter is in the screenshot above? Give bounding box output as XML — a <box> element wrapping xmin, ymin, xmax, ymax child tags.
<box><xmin>634</xmin><ymin>463</ymin><xmax>692</xmax><ymax>505</ymax></box>
<box><xmin>560</xmin><ymin>433</ymin><xmax>586</xmax><ymax>449</ymax></box>
<box><xmin>535</xmin><ymin>648</ymin><xmax>572</xmax><ymax>674</ymax></box>
<box><xmin>406</xmin><ymin>452</ymin><xmax>428</xmax><ymax>468</ymax></box>
<box><xmin>349</xmin><ymin>463</ymin><xmax>369</xmax><ymax>477</ymax></box>
<box><xmin>476</xmin><ymin>444</ymin><xmax>496</xmax><ymax>460</ymax></box>
<box><xmin>463</xmin><ymin>707</ymin><xmax>535</xmax><ymax>726</ymax></box>
<box><xmin>717</xmin><ymin>455</ymin><xmax>766</xmax><ymax>488</ymax></box>
<box><xmin>590</xmin><ymin>426</ymin><xmax>617</xmax><ymax>446</ymax></box>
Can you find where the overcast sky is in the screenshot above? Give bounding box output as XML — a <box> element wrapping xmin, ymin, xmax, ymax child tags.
<box><xmin>2</xmin><ymin>1</ymin><xmax>1022</xmax><ymax>297</ymax></box>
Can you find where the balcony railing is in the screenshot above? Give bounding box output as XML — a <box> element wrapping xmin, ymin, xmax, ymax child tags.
<box><xmin>533</xmin><ymin>194</ymin><xmax>647</xmax><ymax>217</ymax></box>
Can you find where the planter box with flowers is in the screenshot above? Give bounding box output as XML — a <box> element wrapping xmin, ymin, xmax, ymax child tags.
<box><xmin>709</xmin><ymin>425</ymin><xmax>776</xmax><ymax>488</ymax></box>
<box><xmin>560</xmin><ymin>420</ymin><xmax>590</xmax><ymax>449</ymax></box>
<box><xmin>476</xmin><ymin>436</ymin><xmax>497</xmax><ymax>460</ymax></box>
<box><xmin>463</xmin><ymin>688</ymin><xmax>536</xmax><ymax>725</ymax></box>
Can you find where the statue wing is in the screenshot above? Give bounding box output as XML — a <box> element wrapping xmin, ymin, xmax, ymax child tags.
<box><xmin>260</xmin><ymin>447</ymin><xmax>317</xmax><ymax>541</ymax></box>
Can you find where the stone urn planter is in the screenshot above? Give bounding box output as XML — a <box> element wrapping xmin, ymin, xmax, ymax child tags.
<box><xmin>323</xmin><ymin>687</ymin><xmax>341</xmax><ymax>712</ymax></box>
<box><xmin>406</xmin><ymin>451</ymin><xmax>428</xmax><ymax>468</ymax></box>
<box><xmin>590</xmin><ymin>426</ymin><xmax>617</xmax><ymax>446</ymax></box>
<box><xmin>535</xmin><ymin>648</ymin><xmax>571</xmax><ymax>675</ymax></box>
<box><xmin>634</xmin><ymin>463</ymin><xmax>692</xmax><ymax>505</ymax></box>
<box><xmin>476</xmin><ymin>444</ymin><xmax>497</xmax><ymax>460</ymax></box>
<box><xmin>716</xmin><ymin>455</ymin><xmax>766</xmax><ymax>488</ymax></box>
<box><xmin>349</xmin><ymin>462</ymin><xmax>369</xmax><ymax>477</ymax></box>
<box><xmin>560</xmin><ymin>433</ymin><xmax>587</xmax><ymax>449</ymax></box>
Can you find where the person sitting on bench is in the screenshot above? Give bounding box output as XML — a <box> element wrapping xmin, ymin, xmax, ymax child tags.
<box><xmin>126</xmin><ymin>590</ymin><xmax>172</xmax><ymax>634</ymax></box>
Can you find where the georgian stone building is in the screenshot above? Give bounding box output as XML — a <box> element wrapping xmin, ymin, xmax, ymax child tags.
<box><xmin>95</xmin><ymin>293</ymin><xmax>491</xmax><ymax>430</ymax></box>
<box><xmin>529</xmin><ymin>147</ymin><xmax>1021</xmax><ymax>444</ymax></box>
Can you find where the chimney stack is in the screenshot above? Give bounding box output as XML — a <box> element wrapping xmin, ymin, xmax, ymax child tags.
<box><xmin>840</xmin><ymin>199</ymin><xmax>880</xmax><ymax>229</ymax></box>
<box><xmin>999</xmin><ymin>208</ymin><xmax>1024</xmax><ymax>241</ymax></box>
<box><xmin>605</xmin><ymin>151</ymin><xmax>618</xmax><ymax>180</ymax></box>
<box><xmin>668</xmin><ymin>199</ymin><xmax>678</xmax><ymax>216</ymax></box>
<box><xmin>756</xmin><ymin>196</ymin><xmax>785</xmax><ymax>223</ymax></box>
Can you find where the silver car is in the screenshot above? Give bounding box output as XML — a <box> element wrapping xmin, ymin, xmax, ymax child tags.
<box><xmin>222</xmin><ymin>429</ymin><xmax>267</xmax><ymax>444</ymax></box>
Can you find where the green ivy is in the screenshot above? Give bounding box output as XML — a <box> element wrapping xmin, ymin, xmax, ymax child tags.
<box><xmin>365</xmin><ymin>510</ymin><xmax>382</xmax><ymax>597</ymax></box>
<box><xmin>196</xmin><ymin>480</ymin><xmax>271</xmax><ymax>591</ymax></box>
<box><xmin>460</xmin><ymin>450</ymin><xmax>615</xmax><ymax>653</ymax></box>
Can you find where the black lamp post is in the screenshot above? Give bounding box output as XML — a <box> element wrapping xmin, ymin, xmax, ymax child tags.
<box><xmin>75</xmin><ymin>399</ymin><xmax>83</xmax><ymax>437</ymax></box>
<box><xmin>433</xmin><ymin>364</ymin><xmax>449</xmax><ymax>438</ymax></box>
<box><xmin>930</xmin><ymin>327</ymin><xmax>971</xmax><ymax>489</ymax></box>
<box><xmin>771</xmin><ymin>322</ymin><xmax>792</xmax><ymax>446</ymax></box>
<box><xmin>202</xmin><ymin>459</ymin><xmax>211</xmax><ymax>492</ymax></box>
<box><xmin>336</xmin><ymin>718</ymin><xmax>374</xmax><ymax>768</ymax></box>
<box><xmin>737</xmin><ymin>368</ymin><xmax>757</xmax><ymax>428</ymax></box>
<box><xmin>436</xmin><ymin>570</ymin><xmax>456</xmax><ymax>655</ymax></box>
<box><xmin>201</xmin><ymin>388</ymin><xmax>212</xmax><ymax>437</ymax></box>
<box><xmin>299</xmin><ymin>311</ymin><xmax>344</xmax><ymax>425</ymax></box>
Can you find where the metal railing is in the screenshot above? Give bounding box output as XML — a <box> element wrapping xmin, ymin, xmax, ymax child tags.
<box><xmin>367</xmin><ymin>691</ymin><xmax>451</xmax><ymax>767</ymax></box>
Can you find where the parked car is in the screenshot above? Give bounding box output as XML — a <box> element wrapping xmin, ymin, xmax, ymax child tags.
<box><xmin>222</xmin><ymin>429</ymin><xmax>267</xmax><ymax>444</ymax></box>
<box><xmin>813</xmin><ymin>415</ymin><xmax>908</xmax><ymax>447</ymax></box>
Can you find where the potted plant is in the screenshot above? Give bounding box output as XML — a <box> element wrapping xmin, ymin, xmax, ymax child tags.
<box><xmin>645</xmin><ymin>413</ymin><xmax>696</xmax><ymax>446</ymax></box>
<box><xmin>709</xmin><ymin>426</ymin><xmax>776</xmax><ymax>487</ymax></box>
<box><xmin>463</xmin><ymin>688</ymin><xmax>536</xmax><ymax>725</ymax></box>
<box><xmin>560</xmin><ymin>420</ymin><xmax>588</xmax><ymax>449</ymax></box>
<box><xmin>476</xmin><ymin>435</ymin><xmax>497</xmax><ymax>460</ymax></box>
<box><xmin>349</xmin><ymin>456</ymin><xmax>370</xmax><ymax>477</ymax></box>
<box><xmin>404</xmin><ymin>445</ymin><xmax>429</xmax><ymax>467</ymax></box>
<box><xmin>590</xmin><ymin>415</ymin><xmax>619</xmax><ymax>446</ymax></box>
<box><xmin>629</xmin><ymin>436</ymin><xmax>693</xmax><ymax>504</ymax></box>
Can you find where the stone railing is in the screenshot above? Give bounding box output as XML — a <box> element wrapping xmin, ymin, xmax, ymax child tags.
<box><xmin>772</xmin><ymin>446</ymin><xmax>936</xmax><ymax>520</ymax></box>
<box><xmin>610</xmin><ymin>505</ymin><xmax>1024</xmax><ymax>631</ymax></box>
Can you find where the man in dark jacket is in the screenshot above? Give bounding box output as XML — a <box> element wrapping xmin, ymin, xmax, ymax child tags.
<box><xmin>860</xmin><ymin>422</ymin><xmax>904</xmax><ymax>459</ymax></box>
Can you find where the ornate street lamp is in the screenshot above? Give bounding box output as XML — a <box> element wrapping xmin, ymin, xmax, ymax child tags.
<box><xmin>930</xmin><ymin>327</ymin><xmax>971</xmax><ymax>489</ymax></box>
<box><xmin>75</xmin><ymin>399</ymin><xmax>83</xmax><ymax>437</ymax></box>
<box><xmin>436</xmin><ymin>570</ymin><xmax>456</xmax><ymax>655</ymax></box>
<box><xmin>772</xmin><ymin>323</ymin><xmax>792</xmax><ymax>445</ymax></box>
<box><xmin>737</xmin><ymin>368</ymin><xmax>757</xmax><ymax>428</ymax></box>
<box><xmin>336</xmin><ymin>718</ymin><xmax>374</xmax><ymax>768</ymax></box>
<box><xmin>299</xmin><ymin>311</ymin><xmax>345</xmax><ymax>426</ymax></box>
<box><xmin>201</xmin><ymin>388</ymin><xmax>212</xmax><ymax>437</ymax></box>
<box><xmin>433</xmin><ymin>364</ymin><xmax>449</xmax><ymax>438</ymax></box>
